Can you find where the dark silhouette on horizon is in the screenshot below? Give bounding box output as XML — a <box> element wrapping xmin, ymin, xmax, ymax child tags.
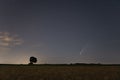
<box><xmin>28</xmin><ymin>56</ymin><xmax>37</xmax><ymax>65</ymax></box>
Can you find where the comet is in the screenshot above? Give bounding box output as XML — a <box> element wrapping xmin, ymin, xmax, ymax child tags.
<box><xmin>79</xmin><ymin>45</ymin><xmax>88</xmax><ymax>55</ymax></box>
<box><xmin>80</xmin><ymin>48</ymin><xmax>84</xmax><ymax>55</ymax></box>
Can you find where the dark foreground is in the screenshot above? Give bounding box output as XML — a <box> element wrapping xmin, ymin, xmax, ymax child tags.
<box><xmin>0</xmin><ymin>64</ymin><xmax>120</xmax><ymax>80</ymax></box>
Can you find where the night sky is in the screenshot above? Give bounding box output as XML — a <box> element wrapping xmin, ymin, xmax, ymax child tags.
<box><xmin>0</xmin><ymin>0</ymin><xmax>120</xmax><ymax>64</ymax></box>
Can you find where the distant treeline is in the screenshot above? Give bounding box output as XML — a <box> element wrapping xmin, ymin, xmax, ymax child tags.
<box><xmin>0</xmin><ymin>63</ymin><xmax>120</xmax><ymax>66</ymax></box>
<box><xmin>39</xmin><ymin>63</ymin><xmax>120</xmax><ymax>66</ymax></box>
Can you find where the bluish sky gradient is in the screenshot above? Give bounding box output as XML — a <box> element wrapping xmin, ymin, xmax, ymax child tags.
<box><xmin>0</xmin><ymin>0</ymin><xmax>120</xmax><ymax>64</ymax></box>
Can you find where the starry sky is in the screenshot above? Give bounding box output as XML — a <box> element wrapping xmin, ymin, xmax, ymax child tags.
<box><xmin>0</xmin><ymin>0</ymin><xmax>120</xmax><ymax>64</ymax></box>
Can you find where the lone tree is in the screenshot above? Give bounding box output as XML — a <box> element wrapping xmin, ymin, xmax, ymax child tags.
<box><xmin>29</xmin><ymin>56</ymin><xmax>37</xmax><ymax>65</ymax></box>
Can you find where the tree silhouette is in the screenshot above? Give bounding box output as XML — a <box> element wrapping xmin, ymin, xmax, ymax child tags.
<box><xmin>29</xmin><ymin>56</ymin><xmax>37</xmax><ymax>65</ymax></box>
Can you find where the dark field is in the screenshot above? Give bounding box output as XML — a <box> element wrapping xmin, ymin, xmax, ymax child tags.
<box><xmin>0</xmin><ymin>65</ymin><xmax>120</xmax><ymax>80</ymax></box>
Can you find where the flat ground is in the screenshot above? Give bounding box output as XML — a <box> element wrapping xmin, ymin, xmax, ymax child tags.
<box><xmin>0</xmin><ymin>65</ymin><xmax>120</xmax><ymax>80</ymax></box>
